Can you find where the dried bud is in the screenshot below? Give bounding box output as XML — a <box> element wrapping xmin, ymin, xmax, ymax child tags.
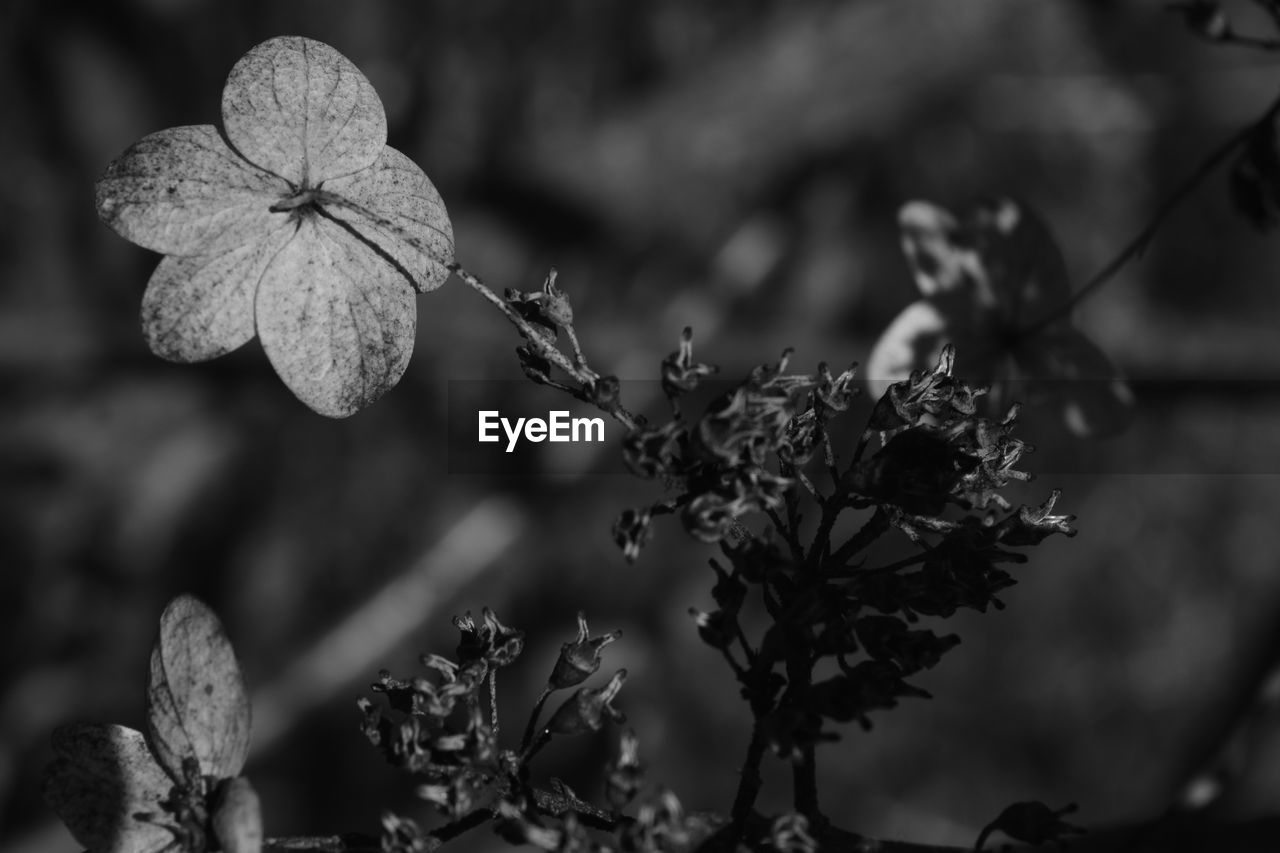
<box><xmin>454</xmin><ymin>608</ymin><xmax>524</xmax><ymax>668</ymax></box>
<box><xmin>546</xmin><ymin>670</ymin><xmax>627</xmax><ymax>735</ymax></box>
<box><xmin>682</xmin><ymin>492</ymin><xmax>742</xmax><ymax>543</ymax></box>
<box><xmin>995</xmin><ymin>489</ymin><xmax>1076</xmax><ymax>546</ymax></box>
<box><xmin>605</xmin><ymin>730</ymin><xmax>645</xmax><ymax>807</ymax></box>
<box><xmin>590</xmin><ymin>375</ymin><xmax>622</xmax><ymax>413</ymax></box>
<box><xmin>541</xmin><ymin>268</ymin><xmax>574</xmax><ymax>327</ymax></box>
<box><xmin>689</xmin><ymin>607</ymin><xmax>736</xmax><ymax>650</ymax></box>
<box><xmin>549</xmin><ymin>613</ymin><xmax>621</xmax><ymax>690</ymax></box>
<box><xmin>768</xmin><ymin>813</ymin><xmax>818</xmax><ymax>853</ymax></box>
<box><xmin>613</xmin><ymin>506</ymin><xmax>655</xmax><ymax>562</ymax></box>
<box><xmin>662</xmin><ymin>326</ymin><xmax>719</xmax><ymax>397</ymax></box>
<box><xmin>381</xmin><ymin>812</ymin><xmax>439</xmax><ymax>853</ymax></box>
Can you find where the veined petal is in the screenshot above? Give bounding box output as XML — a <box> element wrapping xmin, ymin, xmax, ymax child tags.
<box><xmin>142</xmin><ymin>224</ymin><xmax>294</xmax><ymax>362</ymax></box>
<box><xmin>1015</xmin><ymin>326</ymin><xmax>1134</xmax><ymax>438</ymax></box>
<box><xmin>255</xmin><ymin>213</ymin><xmax>416</xmax><ymax>417</ymax></box>
<box><xmin>146</xmin><ymin>595</ymin><xmax>253</xmax><ymax>784</ymax></box>
<box><xmin>96</xmin><ymin>125</ymin><xmax>288</xmax><ymax>256</ymax></box>
<box><xmin>865</xmin><ymin>300</ymin><xmax>949</xmax><ymax>399</ymax></box>
<box><xmin>44</xmin><ymin>724</ymin><xmax>177</xmax><ymax>853</ymax></box>
<box><xmin>222</xmin><ymin>36</ymin><xmax>387</xmax><ymax>186</ymax></box>
<box><xmin>323</xmin><ymin>146</ymin><xmax>454</xmax><ymax>293</ymax></box>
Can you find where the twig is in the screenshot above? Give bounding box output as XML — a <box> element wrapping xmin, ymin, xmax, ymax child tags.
<box><xmin>1019</xmin><ymin>87</ymin><xmax>1280</xmax><ymax>339</ymax></box>
<box><xmin>521</xmin><ymin>685</ymin><xmax>554</xmax><ymax>754</ymax></box>
<box><xmin>448</xmin><ymin>261</ymin><xmax>644</xmax><ymax>431</ymax></box>
<box><xmin>833</xmin><ymin>549</ymin><xmax>932</xmax><ymax>578</ymax></box>
<box><xmin>729</xmin><ymin>722</ymin><xmax>769</xmax><ymax>838</ymax></box>
<box><xmin>829</xmin><ymin>508</ymin><xmax>891</xmax><ymax>568</ymax></box>
<box><xmin>265</xmin><ymin>837</ymin><xmax>378</xmax><ymax>852</ymax></box>
<box><xmin>488</xmin><ymin>668</ymin><xmax>501</xmax><ymax>737</ymax></box>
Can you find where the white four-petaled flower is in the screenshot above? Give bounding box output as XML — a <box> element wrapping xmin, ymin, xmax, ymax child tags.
<box><xmin>96</xmin><ymin>36</ymin><xmax>454</xmax><ymax>417</ymax></box>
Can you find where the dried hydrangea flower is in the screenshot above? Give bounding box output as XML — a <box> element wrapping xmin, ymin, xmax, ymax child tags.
<box><xmin>44</xmin><ymin>596</ymin><xmax>260</xmax><ymax>853</ymax></box>
<box><xmin>96</xmin><ymin>36</ymin><xmax>454</xmax><ymax>417</ymax></box>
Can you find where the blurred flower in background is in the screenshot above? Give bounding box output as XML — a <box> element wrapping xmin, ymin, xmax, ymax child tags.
<box><xmin>867</xmin><ymin>198</ymin><xmax>1134</xmax><ymax>438</ymax></box>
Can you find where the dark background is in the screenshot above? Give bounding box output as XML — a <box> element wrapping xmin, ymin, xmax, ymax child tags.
<box><xmin>4</xmin><ymin>0</ymin><xmax>1280</xmax><ymax>850</ymax></box>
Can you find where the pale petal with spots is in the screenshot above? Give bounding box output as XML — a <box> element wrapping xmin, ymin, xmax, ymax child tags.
<box><xmin>44</xmin><ymin>723</ymin><xmax>177</xmax><ymax>853</ymax></box>
<box><xmin>142</xmin><ymin>224</ymin><xmax>295</xmax><ymax>362</ymax></box>
<box><xmin>255</xmin><ymin>214</ymin><xmax>416</xmax><ymax>418</ymax></box>
<box><xmin>95</xmin><ymin>125</ymin><xmax>287</xmax><ymax>256</ymax></box>
<box><xmin>222</xmin><ymin>36</ymin><xmax>387</xmax><ymax>185</ymax></box>
<box><xmin>146</xmin><ymin>595</ymin><xmax>251</xmax><ymax>783</ymax></box>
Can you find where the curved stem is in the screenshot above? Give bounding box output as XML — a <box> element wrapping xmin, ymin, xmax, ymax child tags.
<box><xmin>521</xmin><ymin>686</ymin><xmax>553</xmax><ymax>753</ymax></box>
<box><xmin>1019</xmin><ymin>87</ymin><xmax>1280</xmax><ymax>340</ymax></box>
<box><xmin>449</xmin><ymin>262</ymin><xmax>643</xmax><ymax>431</ymax></box>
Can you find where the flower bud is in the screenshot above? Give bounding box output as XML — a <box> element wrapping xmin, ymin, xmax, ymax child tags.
<box><xmin>548</xmin><ymin>613</ymin><xmax>620</xmax><ymax>691</ymax></box>
<box><xmin>546</xmin><ymin>670</ymin><xmax>627</xmax><ymax>736</ymax></box>
<box><xmin>210</xmin><ymin>777</ymin><xmax>262</xmax><ymax>853</ymax></box>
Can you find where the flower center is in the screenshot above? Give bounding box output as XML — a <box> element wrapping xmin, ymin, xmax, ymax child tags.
<box><xmin>270</xmin><ymin>188</ymin><xmax>323</xmax><ymax>215</ymax></box>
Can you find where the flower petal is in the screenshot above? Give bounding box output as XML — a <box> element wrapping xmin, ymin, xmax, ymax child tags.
<box><xmin>222</xmin><ymin>36</ymin><xmax>387</xmax><ymax>185</ymax></box>
<box><xmin>44</xmin><ymin>723</ymin><xmax>177</xmax><ymax>853</ymax></box>
<box><xmin>967</xmin><ymin>198</ymin><xmax>1072</xmax><ymax>329</ymax></box>
<box><xmin>142</xmin><ymin>225</ymin><xmax>294</xmax><ymax>362</ymax></box>
<box><xmin>898</xmin><ymin>201</ymin><xmax>982</xmax><ymax>298</ymax></box>
<box><xmin>323</xmin><ymin>146</ymin><xmax>454</xmax><ymax>293</ymax></box>
<box><xmin>146</xmin><ymin>594</ymin><xmax>252</xmax><ymax>783</ymax></box>
<box><xmin>1015</xmin><ymin>326</ymin><xmax>1134</xmax><ymax>438</ymax></box>
<box><xmin>865</xmin><ymin>300</ymin><xmax>949</xmax><ymax>399</ymax></box>
<box><xmin>96</xmin><ymin>125</ymin><xmax>288</xmax><ymax>256</ymax></box>
<box><xmin>255</xmin><ymin>213</ymin><xmax>416</xmax><ymax>417</ymax></box>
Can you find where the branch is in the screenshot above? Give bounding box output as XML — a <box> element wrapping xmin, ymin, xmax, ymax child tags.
<box><xmin>448</xmin><ymin>262</ymin><xmax>644</xmax><ymax>432</ymax></box>
<box><xmin>1020</xmin><ymin>86</ymin><xmax>1280</xmax><ymax>339</ymax></box>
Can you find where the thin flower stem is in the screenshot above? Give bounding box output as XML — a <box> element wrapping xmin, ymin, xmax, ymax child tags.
<box><xmin>766</xmin><ymin>507</ymin><xmax>805</xmax><ymax>562</ymax></box>
<box><xmin>1019</xmin><ymin>87</ymin><xmax>1280</xmax><ymax>339</ymax></box>
<box><xmin>833</xmin><ymin>549</ymin><xmax>932</xmax><ymax>578</ymax></box>
<box><xmin>488</xmin><ymin>668</ymin><xmax>500</xmax><ymax>736</ymax></box>
<box><xmin>730</xmin><ymin>722</ymin><xmax>769</xmax><ymax>837</ymax></box>
<box><xmin>564</xmin><ymin>323</ymin><xmax>594</xmax><ymax>376</ymax></box>
<box><xmin>718</xmin><ymin>643</ymin><xmax>749</xmax><ymax>680</ymax></box>
<box><xmin>793</xmin><ymin>742</ymin><xmax>820</xmax><ymax>819</ymax></box>
<box><xmin>829</xmin><ymin>508</ymin><xmax>891</xmax><ymax>567</ymax></box>
<box><xmin>530</xmin><ymin>785</ymin><xmax>628</xmax><ymax>830</ymax></box>
<box><xmin>735</xmin><ymin>622</ymin><xmax>759</xmax><ymax>666</ymax></box>
<box><xmin>520</xmin><ymin>728</ymin><xmax>553</xmax><ymax>766</ymax></box>
<box><xmin>430</xmin><ymin>809</ymin><xmax>496</xmax><ymax>844</ymax></box>
<box><xmin>807</xmin><ymin>482</ymin><xmax>850</xmax><ymax>571</ymax></box>
<box><xmin>449</xmin><ymin>262</ymin><xmax>643</xmax><ymax>431</ymax></box>
<box><xmin>265</xmin><ymin>838</ymin><xmax>377</xmax><ymax>852</ymax></box>
<box><xmin>521</xmin><ymin>685</ymin><xmax>554</xmax><ymax>753</ymax></box>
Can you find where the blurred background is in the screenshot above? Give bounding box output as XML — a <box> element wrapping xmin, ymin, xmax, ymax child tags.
<box><xmin>5</xmin><ymin>0</ymin><xmax>1280</xmax><ymax>849</ymax></box>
